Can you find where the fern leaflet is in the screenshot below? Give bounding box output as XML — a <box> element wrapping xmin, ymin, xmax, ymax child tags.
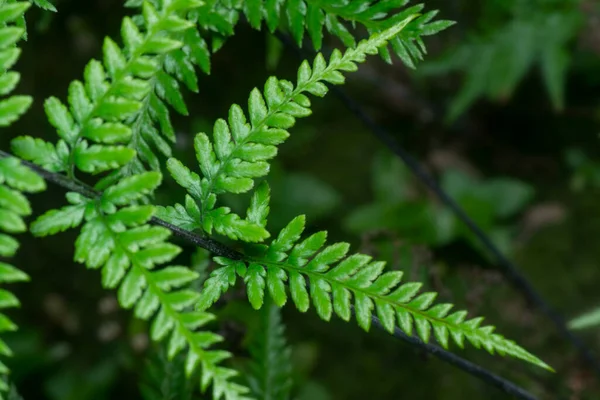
<box><xmin>161</xmin><ymin>17</ymin><xmax>415</xmax><ymax>243</ymax></box>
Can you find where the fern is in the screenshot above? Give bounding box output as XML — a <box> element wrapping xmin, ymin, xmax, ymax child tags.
<box><xmin>0</xmin><ymin>0</ymin><xmax>556</xmax><ymax>397</ymax></box>
<box><xmin>160</xmin><ymin>17</ymin><xmax>415</xmax><ymax>242</ymax></box>
<box><xmin>31</xmin><ymin>172</ymin><xmax>250</xmax><ymax>399</ymax></box>
<box><xmin>0</xmin><ymin>2</ymin><xmax>46</xmax><ymax>396</ymax></box>
<box><xmin>140</xmin><ymin>343</ymin><xmax>196</xmax><ymax>400</ymax></box>
<box><xmin>208</xmin><ymin>0</ymin><xmax>454</xmax><ymax>68</ymax></box>
<box><xmin>157</xmin><ymin>17</ymin><xmax>551</xmax><ymax>372</ymax></box>
<box><xmin>12</xmin><ymin>0</ymin><xmax>208</xmax><ymax>184</ymax></box>
<box><xmin>246</xmin><ymin>298</ymin><xmax>293</xmax><ymax>400</ymax></box>
<box><xmin>202</xmin><ymin>209</ymin><xmax>553</xmax><ymax>371</ymax></box>
<box><xmin>29</xmin><ymin>0</ymin><xmax>56</xmax><ymax>12</ymax></box>
<box><xmin>421</xmin><ymin>0</ymin><xmax>581</xmax><ymax>120</ymax></box>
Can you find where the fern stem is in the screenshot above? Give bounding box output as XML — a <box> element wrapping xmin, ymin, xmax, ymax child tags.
<box><xmin>0</xmin><ymin>150</ymin><xmax>544</xmax><ymax>400</ymax></box>
<box><xmin>63</xmin><ymin>3</ymin><xmax>179</xmax><ymax>179</ymax></box>
<box><xmin>0</xmin><ymin>150</ymin><xmax>242</xmax><ymax>259</ymax></box>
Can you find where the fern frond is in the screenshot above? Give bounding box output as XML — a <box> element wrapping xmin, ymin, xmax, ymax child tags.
<box><xmin>12</xmin><ymin>0</ymin><xmax>206</xmax><ymax>183</ymax></box>
<box><xmin>140</xmin><ymin>343</ymin><xmax>196</xmax><ymax>400</ymax></box>
<box><xmin>0</xmin><ymin>2</ymin><xmax>46</xmax><ymax>395</ymax></box>
<box><xmin>422</xmin><ymin>4</ymin><xmax>580</xmax><ymax>120</ymax></box>
<box><xmin>246</xmin><ymin>298</ymin><xmax>293</xmax><ymax>400</ymax></box>
<box><xmin>161</xmin><ymin>18</ymin><xmax>415</xmax><ymax>243</ymax></box>
<box><xmin>208</xmin><ymin>0</ymin><xmax>453</xmax><ymax>68</ymax></box>
<box><xmin>31</xmin><ymin>172</ymin><xmax>251</xmax><ymax>400</ymax></box>
<box><xmin>30</xmin><ymin>0</ymin><xmax>56</xmax><ymax>12</ymax></box>
<box><xmin>200</xmin><ymin>213</ymin><xmax>552</xmax><ymax>371</ymax></box>
<box><xmin>0</xmin><ymin>1</ymin><xmax>32</xmax><ymax>127</ymax></box>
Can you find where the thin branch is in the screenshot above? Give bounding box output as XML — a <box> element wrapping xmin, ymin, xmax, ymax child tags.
<box><xmin>0</xmin><ymin>150</ymin><xmax>243</xmax><ymax>260</ymax></box>
<box><xmin>0</xmin><ymin>150</ymin><xmax>539</xmax><ymax>400</ymax></box>
<box><xmin>273</xmin><ymin>31</ymin><xmax>600</xmax><ymax>379</ymax></box>
<box><xmin>368</xmin><ymin>314</ymin><xmax>538</xmax><ymax>400</ymax></box>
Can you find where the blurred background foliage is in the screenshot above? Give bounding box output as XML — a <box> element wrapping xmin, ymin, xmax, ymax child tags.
<box><xmin>4</xmin><ymin>0</ymin><xmax>600</xmax><ymax>398</ymax></box>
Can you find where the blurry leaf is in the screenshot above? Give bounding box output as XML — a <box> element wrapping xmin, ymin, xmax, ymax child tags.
<box><xmin>421</xmin><ymin>4</ymin><xmax>582</xmax><ymax>120</ymax></box>
<box><xmin>480</xmin><ymin>179</ymin><xmax>534</xmax><ymax>218</ymax></box>
<box><xmin>372</xmin><ymin>152</ymin><xmax>413</xmax><ymax>204</ymax></box>
<box><xmin>345</xmin><ymin>202</ymin><xmax>438</xmax><ymax>244</ymax></box>
<box><xmin>570</xmin><ymin>307</ymin><xmax>600</xmax><ymax>330</ymax></box>
<box><xmin>271</xmin><ymin>173</ymin><xmax>340</xmax><ymax>228</ymax></box>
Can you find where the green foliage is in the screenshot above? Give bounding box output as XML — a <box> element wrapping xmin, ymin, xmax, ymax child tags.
<box><xmin>569</xmin><ymin>306</ymin><xmax>600</xmax><ymax>330</ymax></box>
<box><xmin>13</xmin><ymin>0</ymin><xmax>208</xmax><ymax>183</ymax></box>
<box><xmin>565</xmin><ymin>148</ymin><xmax>600</xmax><ymax>192</ymax></box>
<box><xmin>0</xmin><ymin>2</ymin><xmax>45</xmax><ymax>396</ymax></box>
<box><xmin>213</xmin><ymin>0</ymin><xmax>454</xmax><ymax>68</ymax></box>
<box><xmin>345</xmin><ymin>152</ymin><xmax>534</xmax><ymax>257</ymax></box>
<box><xmin>140</xmin><ymin>344</ymin><xmax>196</xmax><ymax>400</ymax></box>
<box><xmin>421</xmin><ymin>0</ymin><xmax>582</xmax><ymax>120</ymax></box>
<box><xmin>200</xmin><ymin>211</ymin><xmax>552</xmax><ymax>371</ymax></box>
<box><xmin>0</xmin><ymin>0</ymin><xmax>556</xmax><ymax>397</ymax></box>
<box><xmin>246</xmin><ymin>299</ymin><xmax>293</xmax><ymax>400</ymax></box>
<box><xmin>162</xmin><ymin>18</ymin><xmax>415</xmax><ymax>242</ymax></box>
<box><xmin>30</xmin><ymin>0</ymin><xmax>56</xmax><ymax>12</ymax></box>
<box><xmin>0</xmin><ymin>1</ymin><xmax>32</xmax><ymax>128</ymax></box>
<box><xmin>30</xmin><ymin>173</ymin><xmax>250</xmax><ymax>399</ymax></box>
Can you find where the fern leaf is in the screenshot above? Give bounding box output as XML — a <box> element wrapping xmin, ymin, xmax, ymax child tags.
<box><xmin>196</xmin><ymin>188</ymin><xmax>551</xmax><ymax>372</ymax></box>
<box><xmin>30</xmin><ymin>0</ymin><xmax>56</xmax><ymax>12</ymax></box>
<box><xmin>140</xmin><ymin>343</ymin><xmax>196</xmax><ymax>400</ymax></box>
<box><xmin>164</xmin><ymin>18</ymin><xmax>415</xmax><ymax>243</ymax></box>
<box><xmin>0</xmin><ymin>2</ymin><xmax>46</xmax><ymax>394</ymax></box>
<box><xmin>246</xmin><ymin>298</ymin><xmax>293</xmax><ymax>400</ymax></box>
<box><xmin>12</xmin><ymin>0</ymin><xmax>207</xmax><ymax>184</ymax></box>
<box><xmin>214</xmin><ymin>214</ymin><xmax>553</xmax><ymax>371</ymax></box>
<box><xmin>212</xmin><ymin>0</ymin><xmax>454</xmax><ymax>68</ymax></box>
<box><xmin>31</xmin><ymin>171</ymin><xmax>251</xmax><ymax>400</ymax></box>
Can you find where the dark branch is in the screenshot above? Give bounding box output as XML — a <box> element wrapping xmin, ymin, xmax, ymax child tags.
<box><xmin>273</xmin><ymin>31</ymin><xmax>600</xmax><ymax>379</ymax></box>
<box><xmin>369</xmin><ymin>314</ymin><xmax>538</xmax><ymax>400</ymax></box>
<box><xmin>0</xmin><ymin>150</ymin><xmax>244</xmax><ymax>260</ymax></box>
<box><xmin>0</xmin><ymin>150</ymin><xmax>538</xmax><ymax>400</ymax></box>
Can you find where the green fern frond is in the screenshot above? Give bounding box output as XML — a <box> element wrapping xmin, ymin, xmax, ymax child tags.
<box><xmin>209</xmin><ymin>0</ymin><xmax>453</xmax><ymax>68</ymax></box>
<box><xmin>0</xmin><ymin>2</ymin><xmax>46</xmax><ymax>395</ymax></box>
<box><xmin>31</xmin><ymin>172</ymin><xmax>251</xmax><ymax>400</ymax></box>
<box><xmin>12</xmin><ymin>0</ymin><xmax>207</xmax><ymax>183</ymax></box>
<box><xmin>30</xmin><ymin>0</ymin><xmax>56</xmax><ymax>12</ymax></box>
<box><xmin>421</xmin><ymin>3</ymin><xmax>580</xmax><ymax>120</ymax></box>
<box><xmin>161</xmin><ymin>18</ymin><xmax>415</xmax><ymax>243</ymax></box>
<box><xmin>200</xmin><ymin>212</ymin><xmax>552</xmax><ymax>372</ymax></box>
<box><xmin>246</xmin><ymin>298</ymin><xmax>293</xmax><ymax>400</ymax></box>
<box><xmin>0</xmin><ymin>1</ymin><xmax>32</xmax><ymax>127</ymax></box>
<box><xmin>140</xmin><ymin>343</ymin><xmax>196</xmax><ymax>400</ymax></box>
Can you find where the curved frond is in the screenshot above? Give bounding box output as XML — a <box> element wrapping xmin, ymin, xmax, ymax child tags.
<box><xmin>139</xmin><ymin>343</ymin><xmax>196</xmax><ymax>400</ymax></box>
<box><xmin>12</xmin><ymin>0</ymin><xmax>207</xmax><ymax>183</ymax></box>
<box><xmin>31</xmin><ymin>172</ymin><xmax>251</xmax><ymax>400</ymax></box>
<box><xmin>200</xmin><ymin>213</ymin><xmax>552</xmax><ymax>371</ymax></box>
<box><xmin>0</xmin><ymin>2</ymin><xmax>46</xmax><ymax>393</ymax></box>
<box><xmin>161</xmin><ymin>18</ymin><xmax>416</xmax><ymax>243</ymax></box>
<box><xmin>206</xmin><ymin>0</ymin><xmax>453</xmax><ymax>68</ymax></box>
<box><xmin>246</xmin><ymin>299</ymin><xmax>293</xmax><ymax>400</ymax></box>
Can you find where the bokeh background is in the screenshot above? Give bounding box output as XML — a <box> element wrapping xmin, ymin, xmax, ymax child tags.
<box><xmin>3</xmin><ymin>0</ymin><xmax>600</xmax><ymax>399</ymax></box>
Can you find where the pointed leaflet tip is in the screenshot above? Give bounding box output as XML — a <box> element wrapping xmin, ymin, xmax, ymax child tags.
<box><xmin>375</xmin><ymin>14</ymin><xmax>420</xmax><ymax>46</ymax></box>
